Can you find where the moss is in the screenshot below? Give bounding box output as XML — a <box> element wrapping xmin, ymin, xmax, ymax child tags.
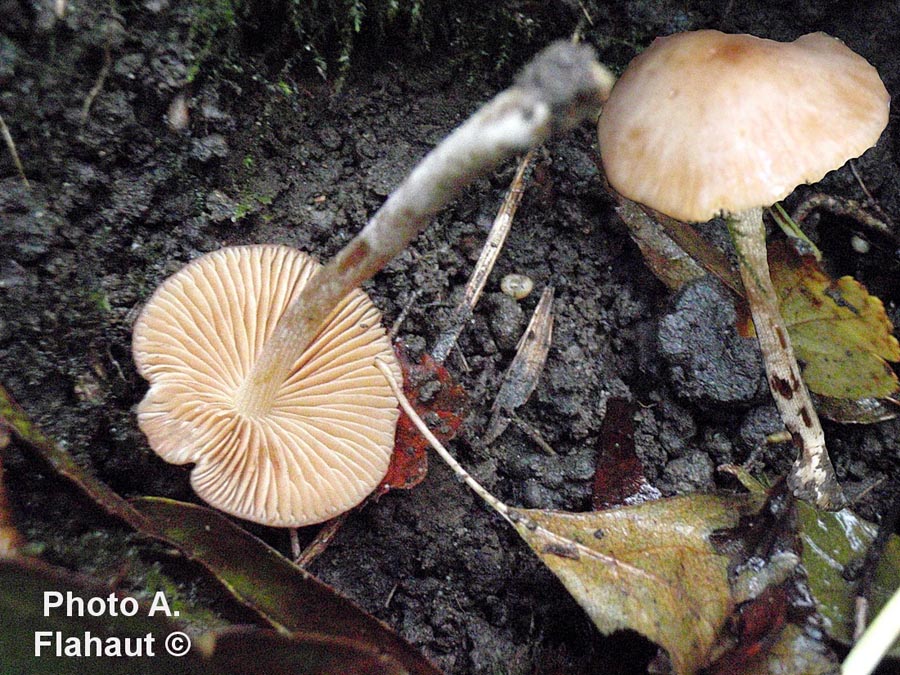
<box><xmin>182</xmin><ymin>0</ymin><xmax>242</xmax><ymax>83</ymax></box>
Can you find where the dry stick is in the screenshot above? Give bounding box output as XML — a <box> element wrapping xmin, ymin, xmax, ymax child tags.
<box><xmin>484</xmin><ymin>286</ymin><xmax>555</xmax><ymax>444</ymax></box>
<box><xmin>792</xmin><ymin>192</ymin><xmax>898</xmax><ymax>247</ymax></box>
<box><xmin>234</xmin><ymin>42</ymin><xmax>614</xmax><ymax>416</ymax></box>
<box><xmin>374</xmin><ymin>359</ymin><xmax>513</xmax><ymax>525</ymax></box>
<box><xmin>842</xmin><ymin>583</ymin><xmax>900</xmax><ymax>675</ymax></box>
<box><xmin>81</xmin><ymin>44</ymin><xmax>112</xmax><ymax>123</ymax></box>
<box><xmin>0</xmin><ymin>114</ymin><xmax>30</xmax><ymax>190</ymax></box>
<box><xmin>727</xmin><ymin>209</ymin><xmax>843</xmax><ymax>509</ymax></box>
<box><xmin>432</xmin><ymin>149</ymin><xmax>534</xmax><ymax>364</ymax></box>
<box><xmin>295</xmin><ymin>512</ymin><xmax>348</xmax><ymax>567</ymax></box>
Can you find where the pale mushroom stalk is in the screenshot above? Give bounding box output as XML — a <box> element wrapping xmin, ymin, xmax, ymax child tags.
<box><xmin>234</xmin><ymin>42</ymin><xmax>614</xmax><ymax>417</ymax></box>
<box><xmin>597</xmin><ymin>30</ymin><xmax>889</xmax><ymax>510</ymax></box>
<box><xmin>727</xmin><ymin>208</ymin><xmax>842</xmax><ymax>508</ymax></box>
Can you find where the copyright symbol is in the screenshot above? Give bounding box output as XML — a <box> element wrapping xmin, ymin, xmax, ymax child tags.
<box><xmin>165</xmin><ymin>631</ymin><xmax>191</xmax><ymax>657</ymax></box>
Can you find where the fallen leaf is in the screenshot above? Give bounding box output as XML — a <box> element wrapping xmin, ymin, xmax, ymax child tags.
<box><xmin>811</xmin><ymin>394</ymin><xmax>899</xmax><ymax>424</ymax></box>
<box><xmin>769</xmin><ymin>243</ymin><xmax>900</xmax><ymax>400</ymax></box>
<box><xmin>0</xmin><ymin>382</ymin><xmax>170</xmax><ymax>539</ymax></box>
<box><xmin>797</xmin><ymin>502</ymin><xmax>900</xmax><ymax>657</ymax></box>
<box><xmin>380</xmin><ymin>345</ymin><xmax>469</xmax><ymax>494</ymax></box>
<box><xmin>591</xmin><ymin>398</ymin><xmax>660</xmax><ymax>509</ymax></box>
<box><xmin>508</xmin><ymin>492</ymin><xmax>765</xmax><ymax>675</ymax></box>
<box><xmin>132</xmin><ymin>497</ymin><xmax>442</xmax><ymax>675</ymax></box>
<box><xmin>613</xmin><ymin>197</ymin><xmax>708</xmax><ymax>291</ymax></box>
<box><xmin>1</xmin><ymin>556</ymin><xmax>413</xmax><ymax>675</ymax></box>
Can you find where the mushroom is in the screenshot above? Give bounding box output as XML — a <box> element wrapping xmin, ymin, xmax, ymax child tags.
<box><xmin>133</xmin><ymin>245</ymin><xmax>402</xmax><ymax>527</ymax></box>
<box><xmin>133</xmin><ymin>42</ymin><xmax>613</xmax><ymax>527</ymax></box>
<box><xmin>598</xmin><ymin>30</ymin><xmax>890</xmax><ymax>508</ymax></box>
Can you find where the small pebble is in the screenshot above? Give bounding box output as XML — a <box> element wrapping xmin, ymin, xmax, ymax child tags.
<box><xmin>500</xmin><ymin>273</ymin><xmax>533</xmax><ymax>300</ymax></box>
<box><xmin>850</xmin><ymin>235</ymin><xmax>870</xmax><ymax>254</ymax></box>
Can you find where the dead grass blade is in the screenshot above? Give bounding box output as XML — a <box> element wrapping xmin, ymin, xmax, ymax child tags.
<box><xmin>431</xmin><ymin>150</ymin><xmax>534</xmax><ymax>363</ymax></box>
<box><xmin>484</xmin><ymin>286</ymin><xmax>554</xmax><ymax>444</ymax></box>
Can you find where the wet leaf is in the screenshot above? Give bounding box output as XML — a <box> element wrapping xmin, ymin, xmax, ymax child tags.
<box><xmin>769</xmin><ymin>243</ymin><xmax>900</xmax><ymax>399</ymax></box>
<box><xmin>132</xmin><ymin>497</ymin><xmax>441</xmax><ymax>675</ymax></box>
<box><xmin>591</xmin><ymin>398</ymin><xmax>660</xmax><ymax>509</ymax></box>
<box><xmin>797</xmin><ymin>502</ymin><xmax>900</xmax><ymax>656</ymax></box>
<box><xmin>508</xmin><ymin>492</ymin><xmax>765</xmax><ymax>675</ymax></box>
<box><xmin>0</xmin><ymin>556</ymin><xmax>212</xmax><ymax>674</ymax></box>
<box><xmin>1</xmin><ymin>557</ymin><xmax>414</xmax><ymax>675</ymax></box>
<box><xmin>381</xmin><ymin>345</ymin><xmax>469</xmax><ymax>494</ymax></box>
<box><xmin>812</xmin><ymin>394</ymin><xmax>899</xmax><ymax>424</ymax></box>
<box><xmin>0</xmin><ymin>383</ymin><xmax>169</xmax><ymax>538</ymax></box>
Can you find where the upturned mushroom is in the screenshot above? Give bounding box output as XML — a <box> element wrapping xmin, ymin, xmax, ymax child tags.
<box><xmin>133</xmin><ymin>42</ymin><xmax>614</xmax><ymax>527</ymax></box>
<box><xmin>598</xmin><ymin>30</ymin><xmax>890</xmax><ymax>508</ymax></box>
<box><xmin>133</xmin><ymin>245</ymin><xmax>402</xmax><ymax>526</ymax></box>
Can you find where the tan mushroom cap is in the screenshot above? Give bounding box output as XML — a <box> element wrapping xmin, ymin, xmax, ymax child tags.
<box><xmin>598</xmin><ymin>30</ymin><xmax>890</xmax><ymax>222</ymax></box>
<box><xmin>132</xmin><ymin>245</ymin><xmax>402</xmax><ymax>528</ymax></box>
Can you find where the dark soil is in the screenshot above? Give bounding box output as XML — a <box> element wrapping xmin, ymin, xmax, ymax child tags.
<box><xmin>2</xmin><ymin>1</ymin><xmax>899</xmax><ymax>673</ymax></box>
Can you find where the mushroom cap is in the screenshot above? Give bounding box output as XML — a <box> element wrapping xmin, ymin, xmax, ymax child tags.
<box><xmin>598</xmin><ymin>30</ymin><xmax>890</xmax><ymax>222</ymax></box>
<box><xmin>133</xmin><ymin>245</ymin><xmax>402</xmax><ymax>528</ymax></box>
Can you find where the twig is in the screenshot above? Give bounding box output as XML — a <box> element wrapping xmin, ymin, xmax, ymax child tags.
<box><xmin>294</xmin><ymin>512</ymin><xmax>348</xmax><ymax>567</ymax></box>
<box><xmin>233</xmin><ymin>42</ymin><xmax>614</xmax><ymax>416</ymax></box>
<box><xmin>849</xmin><ymin>159</ymin><xmax>894</xmax><ymax>225</ymax></box>
<box><xmin>0</xmin><ymin>114</ymin><xmax>30</xmax><ymax>190</ymax></box>
<box><xmin>431</xmin><ymin>150</ymin><xmax>534</xmax><ymax>363</ymax></box>
<box><xmin>81</xmin><ymin>44</ymin><xmax>112</xmax><ymax>124</ymax></box>
<box><xmin>374</xmin><ymin>358</ymin><xmax>514</xmax><ymax>526</ymax></box>
<box><xmin>511</xmin><ymin>415</ymin><xmax>557</xmax><ymax>455</ymax></box>
<box><xmin>389</xmin><ymin>290</ymin><xmax>422</xmax><ymax>340</ymax></box>
<box><xmin>842</xmin><ymin>582</ymin><xmax>900</xmax><ymax>675</ymax></box>
<box><xmin>791</xmin><ymin>192</ymin><xmax>898</xmax><ymax>247</ymax></box>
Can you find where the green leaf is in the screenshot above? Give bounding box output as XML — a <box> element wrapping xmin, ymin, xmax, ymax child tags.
<box><xmin>797</xmin><ymin>502</ymin><xmax>900</xmax><ymax>657</ymax></box>
<box><xmin>770</xmin><ymin>244</ymin><xmax>900</xmax><ymax>399</ymax></box>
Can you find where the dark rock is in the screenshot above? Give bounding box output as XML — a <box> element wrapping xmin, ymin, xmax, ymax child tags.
<box><xmin>658</xmin><ymin>451</ymin><xmax>715</xmax><ymax>494</ymax></box>
<box><xmin>658</xmin><ymin>277</ymin><xmax>766</xmax><ymax>408</ymax></box>
<box><xmin>190</xmin><ymin>134</ymin><xmax>229</xmax><ymax>163</ymax></box>
<box><xmin>485</xmin><ymin>292</ymin><xmax>525</xmax><ymax>352</ymax></box>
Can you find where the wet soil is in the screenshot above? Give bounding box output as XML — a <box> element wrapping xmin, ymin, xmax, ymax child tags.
<box><xmin>2</xmin><ymin>1</ymin><xmax>900</xmax><ymax>673</ymax></box>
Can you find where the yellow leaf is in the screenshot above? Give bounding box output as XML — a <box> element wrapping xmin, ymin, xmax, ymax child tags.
<box><xmin>509</xmin><ymin>493</ymin><xmax>764</xmax><ymax>675</ymax></box>
<box><xmin>770</xmin><ymin>244</ymin><xmax>900</xmax><ymax>399</ymax></box>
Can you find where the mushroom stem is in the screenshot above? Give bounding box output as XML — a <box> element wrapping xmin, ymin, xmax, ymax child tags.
<box><xmin>727</xmin><ymin>207</ymin><xmax>844</xmax><ymax>509</ymax></box>
<box><xmin>234</xmin><ymin>42</ymin><xmax>614</xmax><ymax>416</ymax></box>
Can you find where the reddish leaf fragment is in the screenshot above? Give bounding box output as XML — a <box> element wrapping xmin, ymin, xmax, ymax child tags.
<box><xmin>707</xmin><ymin>480</ymin><xmax>839</xmax><ymax>673</ymax></box>
<box><xmin>592</xmin><ymin>399</ymin><xmax>660</xmax><ymax>509</ymax></box>
<box><xmin>377</xmin><ymin>344</ymin><xmax>468</xmax><ymax>495</ymax></box>
<box><xmin>706</xmin><ymin>585</ymin><xmax>790</xmax><ymax>674</ymax></box>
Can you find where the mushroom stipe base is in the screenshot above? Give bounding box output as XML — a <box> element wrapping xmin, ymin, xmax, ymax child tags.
<box><xmin>727</xmin><ymin>208</ymin><xmax>843</xmax><ymax>509</ymax></box>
